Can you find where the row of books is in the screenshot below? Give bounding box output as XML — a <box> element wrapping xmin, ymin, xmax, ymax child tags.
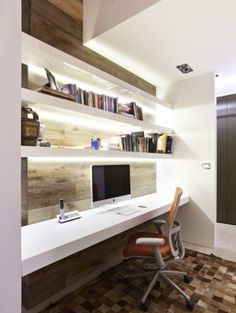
<box><xmin>60</xmin><ymin>84</ymin><xmax>143</xmax><ymax>120</ymax></box>
<box><xmin>61</xmin><ymin>84</ymin><xmax>118</xmax><ymax>113</ymax></box>
<box><xmin>120</xmin><ymin>132</ymin><xmax>173</xmax><ymax>154</ymax></box>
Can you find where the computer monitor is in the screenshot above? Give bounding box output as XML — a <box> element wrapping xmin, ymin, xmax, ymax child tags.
<box><xmin>91</xmin><ymin>164</ymin><xmax>131</xmax><ymax>207</ymax></box>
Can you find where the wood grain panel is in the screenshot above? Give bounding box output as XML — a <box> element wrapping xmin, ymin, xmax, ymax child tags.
<box><xmin>22</xmin><ymin>0</ymin><xmax>31</xmax><ymax>33</ymax></box>
<box><xmin>24</xmin><ymin>161</ymin><xmax>156</xmax><ymax>224</ymax></box>
<box><xmin>21</xmin><ymin>158</ymin><xmax>28</xmax><ymax>226</ymax></box>
<box><xmin>23</xmin><ymin>0</ymin><xmax>156</xmax><ymax>96</ymax></box>
<box><xmin>22</xmin><ymin>221</ymin><xmax>154</xmax><ymax>309</ymax></box>
<box><xmin>48</xmin><ymin>0</ymin><xmax>83</xmax><ymax>23</ymax></box>
<box><xmin>40</xmin><ymin>119</ymin><xmax>111</xmax><ymax>148</ymax></box>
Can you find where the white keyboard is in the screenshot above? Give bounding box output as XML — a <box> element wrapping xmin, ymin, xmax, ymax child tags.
<box><xmin>116</xmin><ymin>205</ymin><xmax>140</xmax><ymax>216</ymax></box>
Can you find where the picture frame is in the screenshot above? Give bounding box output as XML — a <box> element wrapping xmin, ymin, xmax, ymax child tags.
<box><xmin>45</xmin><ymin>68</ymin><xmax>59</xmax><ymax>91</ymax></box>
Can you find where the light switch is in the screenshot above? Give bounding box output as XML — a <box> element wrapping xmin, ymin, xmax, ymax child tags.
<box><xmin>201</xmin><ymin>163</ymin><xmax>211</xmax><ymax>170</ymax></box>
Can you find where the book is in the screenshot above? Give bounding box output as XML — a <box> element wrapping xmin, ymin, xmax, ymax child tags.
<box><xmin>74</xmin><ymin>86</ymin><xmax>118</xmax><ymax>114</ymax></box>
<box><xmin>157</xmin><ymin>133</ymin><xmax>167</xmax><ymax>153</ymax></box>
<box><xmin>166</xmin><ymin>136</ymin><xmax>173</xmax><ymax>154</ymax></box>
<box><xmin>61</xmin><ymin>83</ymin><xmax>77</xmax><ymax>96</ymax></box>
<box><xmin>119</xmin><ymin>112</ymin><xmax>135</xmax><ymax>118</ymax></box>
<box><xmin>131</xmin><ymin>131</ymin><xmax>144</xmax><ymax>152</ymax></box>
<box><xmin>120</xmin><ymin>134</ymin><xmax>132</xmax><ymax>151</ymax></box>
<box><xmin>147</xmin><ymin>133</ymin><xmax>158</xmax><ymax>153</ymax></box>
<box><xmin>137</xmin><ymin>137</ymin><xmax>145</xmax><ymax>152</ymax></box>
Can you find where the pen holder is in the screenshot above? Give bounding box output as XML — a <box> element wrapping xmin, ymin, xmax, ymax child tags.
<box><xmin>91</xmin><ymin>138</ymin><xmax>101</xmax><ymax>150</ymax></box>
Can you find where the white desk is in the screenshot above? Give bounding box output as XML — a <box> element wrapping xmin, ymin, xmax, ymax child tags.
<box><xmin>21</xmin><ymin>193</ymin><xmax>189</xmax><ymax>276</ymax></box>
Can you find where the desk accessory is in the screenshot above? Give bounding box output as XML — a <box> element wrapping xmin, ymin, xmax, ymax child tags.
<box><xmin>91</xmin><ymin>138</ymin><xmax>101</xmax><ymax>150</ymax></box>
<box><xmin>57</xmin><ymin>199</ymin><xmax>81</xmax><ymax>223</ymax></box>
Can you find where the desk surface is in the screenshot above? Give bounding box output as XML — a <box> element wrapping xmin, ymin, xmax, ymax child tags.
<box><xmin>21</xmin><ymin>193</ymin><xmax>189</xmax><ymax>276</ymax></box>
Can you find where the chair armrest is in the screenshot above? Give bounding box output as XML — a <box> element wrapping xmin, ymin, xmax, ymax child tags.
<box><xmin>136</xmin><ymin>238</ymin><xmax>165</xmax><ymax>247</ymax></box>
<box><xmin>152</xmin><ymin>219</ymin><xmax>166</xmax><ymax>226</ymax></box>
<box><xmin>152</xmin><ymin>219</ymin><xmax>166</xmax><ymax>234</ymax></box>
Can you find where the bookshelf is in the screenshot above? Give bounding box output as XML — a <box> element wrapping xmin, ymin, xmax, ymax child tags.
<box><xmin>22</xmin><ymin>32</ymin><xmax>172</xmax><ymax>110</ymax></box>
<box><xmin>21</xmin><ymin>146</ymin><xmax>172</xmax><ymax>159</ymax></box>
<box><xmin>22</xmin><ymin>88</ymin><xmax>172</xmax><ymax>135</ymax></box>
<box><xmin>21</xmin><ymin>32</ymin><xmax>173</xmax><ymax>159</ymax></box>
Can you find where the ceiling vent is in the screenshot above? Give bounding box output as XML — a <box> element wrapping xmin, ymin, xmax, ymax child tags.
<box><xmin>176</xmin><ymin>63</ymin><xmax>193</xmax><ymax>74</ymax></box>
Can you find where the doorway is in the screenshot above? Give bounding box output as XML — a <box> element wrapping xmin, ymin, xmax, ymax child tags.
<box><xmin>217</xmin><ymin>94</ymin><xmax>236</xmax><ymax>225</ymax></box>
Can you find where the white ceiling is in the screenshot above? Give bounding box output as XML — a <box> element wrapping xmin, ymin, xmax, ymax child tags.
<box><xmin>85</xmin><ymin>0</ymin><xmax>236</xmax><ymax>95</ymax></box>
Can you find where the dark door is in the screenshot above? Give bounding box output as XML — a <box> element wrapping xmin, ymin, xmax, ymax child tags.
<box><xmin>217</xmin><ymin>94</ymin><xmax>236</xmax><ymax>224</ymax></box>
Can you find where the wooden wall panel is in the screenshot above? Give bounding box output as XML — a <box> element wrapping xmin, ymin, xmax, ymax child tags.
<box><xmin>22</xmin><ymin>0</ymin><xmax>156</xmax><ymax>96</ymax></box>
<box><xmin>22</xmin><ymin>0</ymin><xmax>31</xmax><ymax>33</ymax></box>
<box><xmin>38</xmin><ymin>119</ymin><xmax>112</xmax><ymax>148</ymax></box>
<box><xmin>22</xmin><ymin>221</ymin><xmax>155</xmax><ymax>309</ymax></box>
<box><xmin>21</xmin><ymin>158</ymin><xmax>28</xmax><ymax>226</ymax></box>
<box><xmin>48</xmin><ymin>0</ymin><xmax>83</xmax><ymax>24</ymax></box>
<box><xmin>26</xmin><ymin>161</ymin><xmax>156</xmax><ymax>224</ymax></box>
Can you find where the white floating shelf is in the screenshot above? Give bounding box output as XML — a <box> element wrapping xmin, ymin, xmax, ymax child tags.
<box><xmin>21</xmin><ymin>88</ymin><xmax>173</xmax><ymax>134</ymax></box>
<box><xmin>21</xmin><ymin>32</ymin><xmax>172</xmax><ymax>110</ymax></box>
<box><xmin>21</xmin><ymin>146</ymin><xmax>172</xmax><ymax>160</ymax></box>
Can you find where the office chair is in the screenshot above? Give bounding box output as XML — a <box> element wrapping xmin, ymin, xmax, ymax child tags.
<box><xmin>123</xmin><ymin>187</ymin><xmax>194</xmax><ymax>311</ymax></box>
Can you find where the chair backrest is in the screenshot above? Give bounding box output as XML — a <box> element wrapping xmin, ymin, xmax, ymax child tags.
<box><xmin>168</xmin><ymin>187</ymin><xmax>183</xmax><ymax>226</ymax></box>
<box><xmin>167</xmin><ymin>187</ymin><xmax>185</xmax><ymax>258</ymax></box>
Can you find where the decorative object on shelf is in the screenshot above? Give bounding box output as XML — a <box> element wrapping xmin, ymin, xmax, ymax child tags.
<box><xmin>45</xmin><ymin>68</ymin><xmax>59</xmax><ymax>91</ymax></box>
<box><xmin>37</xmin><ymin>68</ymin><xmax>76</xmax><ymax>101</ymax></box>
<box><xmin>107</xmin><ymin>143</ymin><xmax>121</xmax><ymax>151</ymax></box>
<box><xmin>37</xmin><ymin>122</ymin><xmax>45</xmax><ymax>146</ymax></box>
<box><xmin>37</xmin><ymin>86</ymin><xmax>76</xmax><ymax>101</ymax></box>
<box><xmin>39</xmin><ymin>141</ymin><xmax>51</xmax><ymax>147</ymax></box>
<box><xmin>21</xmin><ymin>106</ymin><xmax>40</xmax><ymax>146</ymax></box>
<box><xmin>91</xmin><ymin>138</ymin><xmax>101</xmax><ymax>150</ymax></box>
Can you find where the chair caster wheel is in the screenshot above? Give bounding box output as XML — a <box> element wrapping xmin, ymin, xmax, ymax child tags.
<box><xmin>140</xmin><ymin>302</ymin><xmax>149</xmax><ymax>311</ymax></box>
<box><xmin>186</xmin><ymin>300</ymin><xmax>194</xmax><ymax>311</ymax></box>
<box><xmin>184</xmin><ymin>275</ymin><xmax>192</xmax><ymax>284</ymax></box>
<box><xmin>122</xmin><ymin>277</ymin><xmax>129</xmax><ymax>284</ymax></box>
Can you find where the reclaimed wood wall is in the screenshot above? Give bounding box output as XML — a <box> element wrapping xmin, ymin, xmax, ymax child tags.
<box><xmin>22</xmin><ymin>221</ymin><xmax>156</xmax><ymax>310</ymax></box>
<box><xmin>25</xmin><ymin>160</ymin><xmax>156</xmax><ymax>224</ymax></box>
<box><xmin>22</xmin><ymin>0</ymin><xmax>156</xmax><ymax>96</ymax></box>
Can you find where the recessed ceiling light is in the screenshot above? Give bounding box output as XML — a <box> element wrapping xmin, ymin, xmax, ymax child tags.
<box><xmin>176</xmin><ymin>63</ymin><xmax>193</xmax><ymax>74</ymax></box>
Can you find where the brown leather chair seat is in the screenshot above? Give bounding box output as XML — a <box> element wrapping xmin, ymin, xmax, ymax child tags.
<box><xmin>123</xmin><ymin>231</ymin><xmax>171</xmax><ymax>258</ymax></box>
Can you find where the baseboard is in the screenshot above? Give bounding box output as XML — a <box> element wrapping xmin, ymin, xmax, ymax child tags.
<box><xmin>22</xmin><ymin>255</ymin><xmax>124</xmax><ymax>313</ymax></box>
<box><xmin>184</xmin><ymin>241</ymin><xmax>236</xmax><ymax>262</ymax></box>
<box><xmin>184</xmin><ymin>241</ymin><xmax>214</xmax><ymax>255</ymax></box>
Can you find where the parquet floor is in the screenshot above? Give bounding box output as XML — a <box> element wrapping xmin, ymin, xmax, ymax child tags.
<box><xmin>40</xmin><ymin>250</ymin><xmax>236</xmax><ymax>313</ymax></box>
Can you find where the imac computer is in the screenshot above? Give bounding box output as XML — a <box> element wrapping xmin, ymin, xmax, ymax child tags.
<box><xmin>91</xmin><ymin>164</ymin><xmax>131</xmax><ymax>207</ymax></box>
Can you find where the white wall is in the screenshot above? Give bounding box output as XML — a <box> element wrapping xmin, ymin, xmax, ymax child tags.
<box><xmin>157</xmin><ymin>73</ymin><xmax>216</xmax><ymax>248</ymax></box>
<box><xmin>0</xmin><ymin>2</ymin><xmax>21</xmax><ymax>312</ymax></box>
<box><xmin>215</xmin><ymin>74</ymin><xmax>236</xmax><ymax>97</ymax></box>
<box><xmin>83</xmin><ymin>0</ymin><xmax>160</xmax><ymax>43</ymax></box>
